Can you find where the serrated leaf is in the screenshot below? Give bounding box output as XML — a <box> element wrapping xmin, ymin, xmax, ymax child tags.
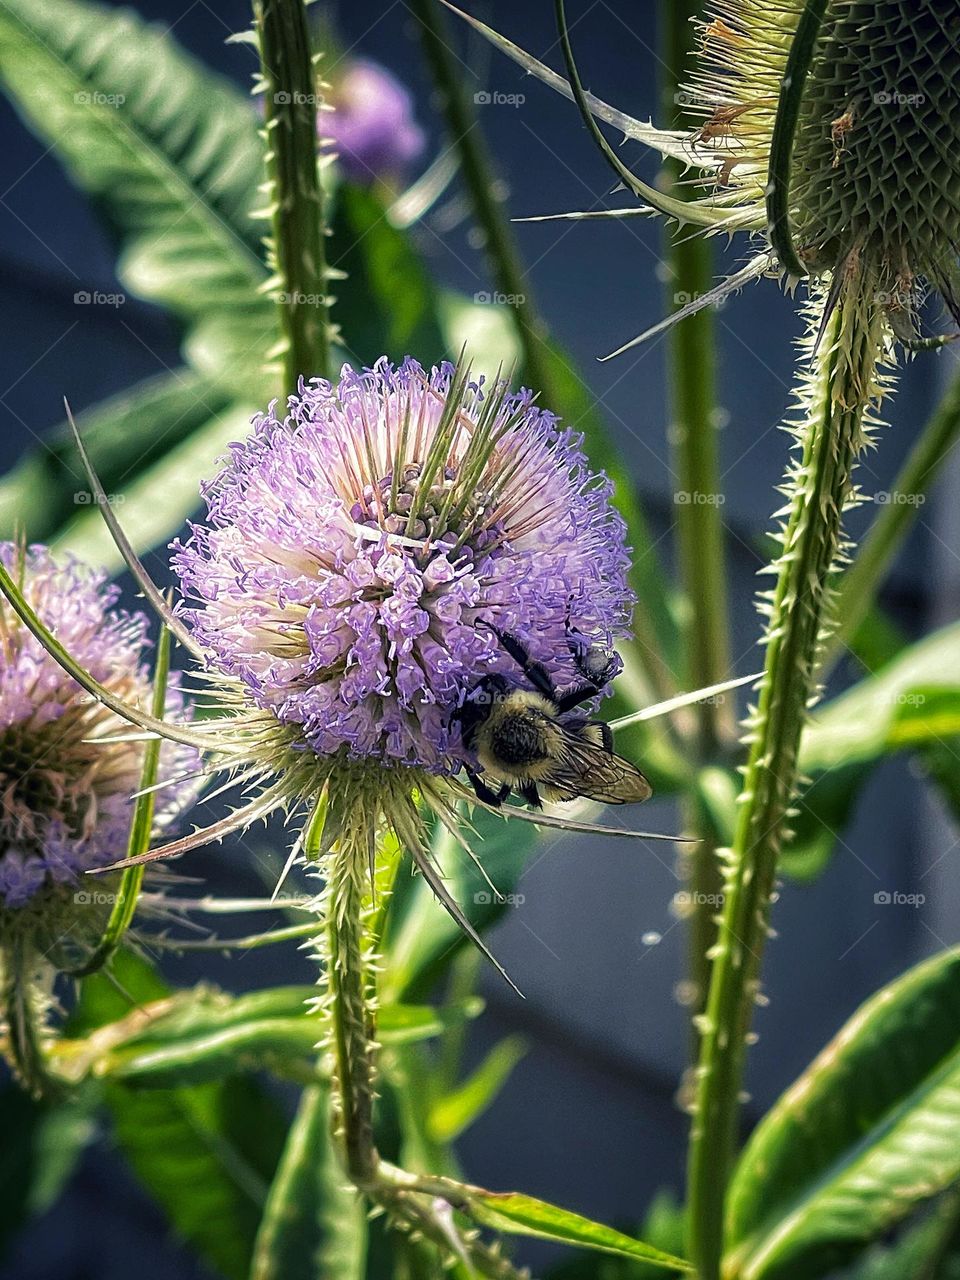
<box><xmin>468</xmin><ymin>1191</ymin><xmax>692</xmax><ymax>1271</ymax></box>
<box><xmin>0</xmin><ymin>372</ymin><xmax>234</xmax><ymax>545</ymax></box>
<box><xmin>52</xmin><ymin>398</ymin><xmax>256</xmax><ymax>566</ymax></box>
<box><xmin>726</xmin><ymin>947</ymin><xmax>960</xmax><ymax>1280</ymax></box>
<box><xmin>251</xmin><ymin>1085</ymin><xmax>365</xmax><ymax>1280</ymax></box>
<box><xmin>59</xmin><ymin>980</ymin><xmax>479</xmax><ymax>1086</ymax></box>
<box><xmin>0</xmin><ymin>0</ymin><xmax>269</xmax><ymax>328</ymax></box>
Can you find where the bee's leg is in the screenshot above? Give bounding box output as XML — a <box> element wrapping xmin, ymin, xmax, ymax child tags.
<box><xmin>519</xmin><ymin>781</ymin><xmax>543</xmax><ymax>809</ymax></box>
<box><xmin>555</xmin><ymin>682</ymin><xmax>604</xmax><ymax>713</ymax></box>
<box><xmin>466</xmin><ymin>767</ymin><xmax>510</xmax><ymax>808</ymax></box>
<box><xmin>483</xmin><ymin>624</ymin><xmax>558</xmax><ymax>701</ymax></box>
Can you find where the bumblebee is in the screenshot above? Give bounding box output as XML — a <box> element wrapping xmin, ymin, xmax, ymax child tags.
<box><xmin>455</xmin><ymin>625</ymin><xmax>652</xmax><ymax>810</ymax></box>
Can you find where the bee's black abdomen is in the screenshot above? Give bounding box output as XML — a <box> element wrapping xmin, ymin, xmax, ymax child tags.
<box><xmin>489</xmin><ymin>714</ymin><xmax>548</xmax><ymax>766</ymax></box>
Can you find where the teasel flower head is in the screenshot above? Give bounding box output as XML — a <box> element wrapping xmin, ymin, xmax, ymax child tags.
<box><xmin>0</xmin><ymin>542</ymin><xmax>196</xmax><ymax>959</ymax></box>
<box><xmin>323</xmin><ymin>58</ymin><xmax>425</xmax><ymax>185</ymax></box>
<box><xmin>459</xmin><ymin>0</ymin><xmax>960</xmax><ymax>348</ymax></box>
<box><xmin>172</xmin><ymin>356</ymin><xmax>632</xmax><ymax>777</ymax></box>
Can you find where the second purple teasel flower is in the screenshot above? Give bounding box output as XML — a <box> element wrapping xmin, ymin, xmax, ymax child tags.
<box><xmin>322</xmin><ymin>58</ymin><xmax>425</xmax><ymax>185</ymax></box>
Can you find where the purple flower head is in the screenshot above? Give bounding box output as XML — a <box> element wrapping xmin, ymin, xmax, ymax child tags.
<box><xmin>173</xmin><ymin>358</ymin><xmax>633</xmax><ymax>776</ymax></box>
<box><xmin>324</xmin><ymin>58</ymin><xmax>425</xmax><ymax>184</ymax></box>
<box><xmin>0</xmin><ymin>544</ymin><xmax>197</xmax><ymax>914</ymax></box>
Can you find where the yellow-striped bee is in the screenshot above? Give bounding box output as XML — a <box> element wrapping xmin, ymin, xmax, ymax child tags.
<box><xmin>456</xmin><ymin>625</ymin><xmax>652</xmax><ymax>809</ymax></box>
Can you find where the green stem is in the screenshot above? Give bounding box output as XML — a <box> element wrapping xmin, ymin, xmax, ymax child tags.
<box><xmin>1</xmin><ymin>936</ymin><xmax>58</xmax><ymax>1099</ymax></box>
<box><xmin>255</xmin><ymin>0</ymin><xmax>331</xmax><ymax>393</ymax></box>
<box><xmin>826</xmin><ymin>366</ymin><xmax>960</xmax><ymax>668</ymax></box>
<box><xmin>686</xmin><ymin>276</ymin><xmax>886</xmax><ymax>1279</ymax></box>
<box><xmin>323</xmin><ymin>826</ymin><xmax>379</xmax><ymax>1188</ymax></box>
<box><xmin>660</xmin><ymin>0</ymin><xmax>734</xmax><ymax>1032</ymax></box>
<box><xmin>410</xmin><ymin>0</ymin><xmax>553</xmax><ymax>402</ymax></box>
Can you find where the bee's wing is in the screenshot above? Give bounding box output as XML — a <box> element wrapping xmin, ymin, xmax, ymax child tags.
<box><xmin>546</xmin><ymin>727</ymin><xmax>653</xmax><ymax>805</ymax></box>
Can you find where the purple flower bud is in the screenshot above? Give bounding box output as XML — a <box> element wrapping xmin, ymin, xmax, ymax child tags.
<box><xmin>324</xmin><ymin>59</ymin><xmax>425</xmax><ymax>184</ymax></box>
<box><xmin>173</xmin><ymin>358</ymin><xmax>634</xmax><ymax>776</ymax></box>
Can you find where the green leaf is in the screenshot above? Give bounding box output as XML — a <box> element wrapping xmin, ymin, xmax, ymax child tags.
<box><xmin>781</xmin><ymin>619</ymin><xmax>960</xmax><ymax>881</ymax></box>
<box><xmin>71</xmin><ymin>953</ymin><xmax>286</xmax><ymax>1280</ymax></box>
<box><xmin>428</xmin><ymin>1034</ymin><xmax>527</xmax><ymax>1142</ymax></box>
<box><xmin>726</xmin><ymin>946</ymin><xmax>960</xmax><ymax>1280</ymax></box>
<box><xmin>52</xmin><ymin>398</ymin><xmax>256</xmax><ymax>566</ymax></box>
<box><xmin>107</xmin><ymin>1075</ymin><xmax>285</xmax><ymax>1280</ymax></box>
<box><xmin>0</xmin><ymin>0</ymin><xmax>269</xmax><ymax>330</ymax></box>
<box><xmin>545</xmin><ymin>1190</ymin><xmax>687</xmax><ymax>1279</ymax></box>
<box><xmin>330</xmin><ymin>184</ymin><xmax>445</xmax><ymax>365</ymax></box>
<box><xmin>469</xmin><ymin>1192</ymin><xmax>692</xmax><ymax>1272</ymax></box>
<box><xmin>0</xmin><ymin>1085</ymin><xmax>98</xmax><ymax>1263</ymax></box>
<box><xmin>0</xmin><ymin>372</ymin><xmax>235</xmax><ymax>545</ymax></box>
<box><xmin>60</xmin><ymin>980</ymin><xmax>480</xmax><ymax>1086</ymax></box>
<box><xmin>251</xmin><ymin>1085</ymin><xmax>366</xmax><ymax>1280</ymax></box>
<box><xmin>537</xmin><ymin>341</ymin><xmax>680</xmax><ymax>676</ymax></box>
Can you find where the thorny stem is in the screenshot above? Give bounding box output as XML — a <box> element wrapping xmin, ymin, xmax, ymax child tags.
<box><xmin>686</xmin><ymin>272</ymin><xmax>887</xmax><ymax>1279</ymax></box>
<box><xmin>255</xmin><ymin>0</ymin><xmax>332</xmax><ymax>393</ymax></box>
<box><xmin>316</xmin><ymin>788</ymin><xmax>526</xmax><ymax>1277</ymax></box>
<box><xmin>321</xmin><ymin>808</ymin><xmax>379</xmax><ymax>1187</ymax></box>
<box><xmin>660</xmin><ymin>0</ymin><xmax>734</xmax><ymax>1035</ymax></box>
<box><xmin>825</xmin><ymin>361</ymin><xmax>960</xmax><ymax>669</ymax></box>
<box><xmin>410</xmin><ymin>0</ymin><xmax>553</xmax><ymax>405</ymax></box>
